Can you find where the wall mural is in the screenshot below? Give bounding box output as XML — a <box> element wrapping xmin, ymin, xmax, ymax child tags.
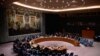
<box><xmin>7</xmin><ymin>6</ymin><xmax>41</xmax><ymax>36</ymax></box>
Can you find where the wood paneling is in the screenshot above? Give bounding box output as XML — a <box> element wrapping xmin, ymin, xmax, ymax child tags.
<box><xmin>82</xmin><ymin>30</ymin><xmax>95</xmax><ymax>39</ymax></box>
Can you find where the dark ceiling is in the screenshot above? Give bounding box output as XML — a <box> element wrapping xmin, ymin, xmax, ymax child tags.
<box><xmin>0</xmin><ymin>0</ymin><xmax>100</xmax><ymax>7</ymax></box>
<box><xmin>0</xmin><ymin>0</ymin><xmax>100</xmax><ymax>12</ymax></box>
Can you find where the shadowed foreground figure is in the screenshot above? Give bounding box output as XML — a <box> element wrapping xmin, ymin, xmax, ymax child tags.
<box><xmin>0</xmin><ymin>54</ymin><xmax>4</xmax><ymax>56</ymax></box>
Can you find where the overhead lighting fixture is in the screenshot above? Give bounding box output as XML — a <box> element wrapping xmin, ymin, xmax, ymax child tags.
<box><xmin>13</xmin><ymin>2</ymin><xmax>100</xmax><ymax>12</ymax></box>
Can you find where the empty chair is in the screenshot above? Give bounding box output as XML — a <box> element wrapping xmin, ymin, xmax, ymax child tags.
<box><xmin>0</xmin><ymin>54</ymin><xmax>4</xmax><ymax>56</ymax></box>
<box><xmin>57</xmin><ymin>54</ymin><xmax>62</xmax><ymax>56</ymax></box>
<box><xmin>69</xmin><ymin>52</ymin><xmax>74</xmax><ymax>56</ymax></box>
<box><xmin>74</xmin><ymin>55</ymin><xmax>78</xmax><ymax>56</ymax></box>
<box><xmin>65</xmin><ymin>53</ymin><xmax>69</xmax><ymax>56</ymax></box>
<box><xmin>89</xmin><ymin>41</ymin><xmax>93</xmax><ymax>47</ymax></box>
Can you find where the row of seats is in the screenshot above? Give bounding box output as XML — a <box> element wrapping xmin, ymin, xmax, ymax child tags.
<box><xmin>47</xmin><ymin>32</ymin><xmax>94</xmax><ymax>47</ymax></box>
<box><xmin>19</xmin><ymin>33</ymin><xmax>94</xmax><ymax>47</ymax></box>
<box><xmin>79</xmin><ymin>37</ymin><xmax>93</xmax><ymax>47</ymax></box>
<box><xmin>13</xmin><ymin>35</ymin><xmax>78</xmax><ymax>56</ymax></box>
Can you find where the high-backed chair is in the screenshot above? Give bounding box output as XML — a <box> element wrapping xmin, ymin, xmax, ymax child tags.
<box><xmin>69</xmin><ymin>52</ymin><xmax>74</xmax><ymax>56</ymax></box>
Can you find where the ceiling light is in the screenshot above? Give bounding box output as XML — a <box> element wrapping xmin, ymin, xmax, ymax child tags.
<box><xmin>13</xmin><ymin>2</ymin><xmax>100</xmax><ymax>12</ymax></box>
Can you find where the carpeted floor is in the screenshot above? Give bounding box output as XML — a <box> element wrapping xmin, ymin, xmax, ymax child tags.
<box><xmin>0</xmin><ymin>42</ymin><xmax>17</xmax><ymax>56</ymax></box>
<box><xmin>0</xmin><ymin>41</ymin><xmax>100</xmax><ymax>56</ymax></box>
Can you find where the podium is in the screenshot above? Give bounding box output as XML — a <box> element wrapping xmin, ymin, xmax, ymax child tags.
<box><xmin>82</xmin><ymin>29</ymin><xmax>95</xmax><ymax>39</ymax></box>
